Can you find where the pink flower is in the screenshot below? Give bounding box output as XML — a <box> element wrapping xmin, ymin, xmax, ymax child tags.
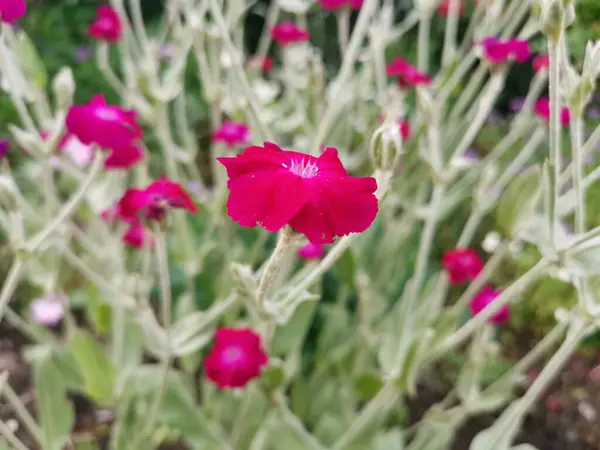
<box><xmin>480</xmin><ymin>37</ymin><xmax>531</xmax><ymax>64</ymax></box>
<box><xmin>349</xmin><ymin>0</ymin><xmax>363</xmax><ymax>8</ymax></box>
<box><xmin>386</xmin><ymin>57</ymin><xmax>431</xmax><ymax>88</ymax></box>
<box><xmin>534</xmin><ymin>97</ymin><xmax>570</xmax><ymax>126</ymax></box>
<box><xmin>66</xmin><ymin>95</ymin><xmax>143</xmax><ymax>151</ymax></box>
<box><xmin>0</xmin><ymin>0</ymin><xmax>25</xmax><ymax>24</ymax></box>
<box><xmin>212</xmin><ymin>121</ymin><xmax>251</xmax><ymax>148</ymax></box>
<box><xmin>88</xmin><ymin>5</ymin><xmax>122</xmax><ymax>42</ymax></box>
<box><xmin>117</xmin><ymin>176</ymin><xmax>198</xmax><ymax>222</ymax></box>
<box><xmin>0</xmin><ymin>139</ymin><xmax>9</xmax><ymax>160</ymax></box>
<box><xmin>57</xmin><ymin>133</ymin><xmax>94</xmax><ymax>168</ymax></box>
<box><xmin>532</xmin><ymin>53</ymin><xmax>549</xmax><ymax>72</ymax></box>
<box><xmin>399</xmin><ymin>120</ymin><xmax>411</xmax><ymax>140</ymax></box>
<box><xmin>122</xmin><ymin>222</ymin><xmax>152</xmax><ymax>248</ymax></box>
<box><xmin>442</xmin><ymin>248</ymin><xmax>484</xmax><ymax>284</ymax></box>
<box><xmin>271</xmin><ymin>22</ymin><xmax>310</xmax><ymax>46</ymax></box>
<box><xmin>248</xmin><ymin>55</ymin><xmax>273</xmax><ymax>73</ymax></box>
<box><xmin>297</xmin><ymin>243</ymin><xmax>325</xmax><ymax>260</ymax></box>
<box><xmin>437</xmin><ymin>0</ymin><xmax>465</xmax><ymax>17</ymax></box>
<box><xmin>318</xmin><ymin>0</ymin><xmax>363</xmax><ymax>9</ymax></box>
<box><xmin>104</xmin><ymin>145</ymin><xmax>144</xmax><ymax>170</ymax></box>
<box><xmin>218</xmin><ymin>143</ymin><xmax>379</xmax><ymax>245</ymax></box>
<box><xmin>469</xmin><ymin>285</ymin><xmax>510</xmax><ymax>325</ymax></box>
<box><xmin>204</xmin><ymin>328</ymin><xmax>268</xmax><ymax>389</ymax></box>
<box><xmin>30</xmin><ymin>293</ymin><xmax>66</xmax><ymax>327</ymax></box>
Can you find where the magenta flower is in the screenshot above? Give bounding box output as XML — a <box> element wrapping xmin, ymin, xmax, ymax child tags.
<box><xmin>386</xmin><ymin>57</ymin><xmax>431</xmax><ymax>88</ymax></box>
<box><xmin>88</xmin><ymin>5</ymin><xmax>122</xmax><ymax>42</ymax></box>
<box><xmin>117</xmin><ymin>176</ymin><xmax>198</xmax><ymax>222</ymax></box>
<box><xmin>57</xmin><ymin>134</ymin><xmax>94</xmax><ymax>168</ymax></box>
<box><xmin>442</xmin><ymin>248</ymin><xmax>484</xmax><ymax>284</ymax></box>
<box><xmin>122</xmin><ymin>222</ymin><xmax>153</xmax><ymax>248</ymax></box>
<box><xmin>534</xmin><ymin>97</ymin><xmax>570</xmax><ymax>126</ymax></box>
<box><xmin>248</xmin><ymin>55</ymin><xmax>274</xmax><ymax>73</ymax></box>
<box><xmin>218</xmin><ymin>143</ymin><xmax>378</xmax><ymax>245</ymax></box>
<box><xmin>437</xmin><ymin>0</ymin><xmax>465</xmax><ymax>17</ymax></box>
<box><xmin>469</xmin><ymin>285</ymin><xmax>510</xmax><ymax>325</ymax></box>
<box><xmin>212</xmin><ymin>121</ymin><xmax>251</xmax><ymax>148</ymax></box>
<box><xmin>532</xmin><ymin>53</ymin><xmax>549</xmax><ymax>72</ymax></box>
<box><xmin>297</xmin><ymin>243</ymin><xmax>325</xmax><ymax>260</ymax></box>
<box><xmin>104</xmin><ymin>145</ymin><xmax>144</xmax><ymax>170</ymax></box>
<box><xmin>399</xmin><ymin>120</ymin><xmax>411</xmax><ymax>140</ymax></box>
<box><xmin>0</xmin><ymin>139</ymin><xmax>9</xmax><ymax>160</ymax></box>
<box><xmin>204</xmin><ymin>328</ymin><xmax>268</xmax><ymax>389</ymax></box>
<box><xmin>479</xmin><ymin>37</ymin><xmax>531</xmax><ymax>64</ymax></box>
<box><xmin>271</xmin><ymin>22</ymin><xmax>310</xmax><ymax>46</ymax></box>
<box><xmin>0</xmin><ymin>0</ymin><xmax>26</xmax><ymax>24</ymax></box>
<box><xmin>66</xmin><ymin>95</ymin><xmax>142</xmax><ymax>151</ymax></box>
<box><xmin>319</xmin><ymin>0</ymin><xmax>363</xmax><ymax>10</ymax></box>
<box><xmin>30</xmin><ymin>294</ymin><xmax>66</xmax><ymax>327</ymax></box>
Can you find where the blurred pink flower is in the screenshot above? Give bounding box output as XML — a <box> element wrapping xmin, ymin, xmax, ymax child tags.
<box><xmin>469</xmin><ymin>286</ymin><xmax>510</xmax><ymax>325</ymax></box>
<box><xmin>532</xmin><ymin>53</ymin><xmax>549</xmax><ymax>72</ymax></box>
<box><xmin>88</xmin><ymin>5</ymin><xmax>122</xmax><ymax>42</ymax></box>
<box><xmin>30</xmin><ymin>293</ymin><xmax>66</xmax><ymax>327</ymax></box>
<box><xmin>437</xmin><ymin>0</ymin><xmax>465</xmax><ymax>17</ymax></box>
<box><xmin>0</xmin><ymin>0</ymin><xmax>26</xmax><ymax>24</ymax></box>
<box><xmin>534</xmin><ymin>97</ymin><xmax>570</xmax><ymax>126</ymax></box>
<box><xmin>248</xmin><ymin>55</ymin><xmax>274</xmax><ymax>73</ymax></box>
<box><xmin>271</xmin><ymin>22</ymin><xmax>310</xmax><ymax>46</ymax></box>
<box><xmin>386</xmin><ymin>57</ymin><xmax>432</xmax><ymax>88</ymax></box>
<box><xmin>442</xmin><ymin>248</ymin><xmax>483</xmax><ymax>284</ymax></box>
<box><xmin>297</xmin><ymin>243</ymin><xmax>325</xmax><ymax>260</ymax></box>
<box><xmin>319</xmin><ymin>0</ymin><xmax>363</xmax><ymax>10</ymax></box>
<box><xmin>479</xmin><ymin>37</ymin><xmax>531</xmax><ymax>64</ymax></box>
<box><xmin>212</xmin><ymin>121</ymin><xmax>251</xmax><ymax>147</ymax></box>
<box><xmin>0</xmin><ymin>139</ymin><xmax>9</xmax><ymax>160</ymax></box>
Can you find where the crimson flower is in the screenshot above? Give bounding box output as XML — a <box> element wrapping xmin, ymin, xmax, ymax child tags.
<box><xmin>0</xmin><ymin>139</ymin><xmax>9</xmax><ymax>160</ymax></box>
<box><xmin>386</xmin><ymin>57</ymin><xmax>431</xmax><ymax>88</ymax></box>
<box><xmin>122</xmin><ymin>222</ymin><xmax>153</xmax><ymax>248</ymax></box>
<box><xmin>88</xmin><ymin>5</ymin><xmax>122</xmax><ymax>43</ymax></box>
<box><xmin>271</xmin><ymin>22</ymin><xmax>310</xmax><ymax>46</ymax></box>
<box><xmin>212</xmin><ymin>121</ymin><xmax>251</xmax><ymax>147</ymax></box>
<box><xmin>117</xmin><ymin>176</ymin><xmax>197</xmax><ymax>222</ymax></box>
<box><xmin>534</xmin><ymin>97</ymin><xmax>570</xmax><ymax>126</ymax></box>
<box><xmin>532</xmin><ymin>53</ymin><xmax>549</xmax><ymax>72</ymax></box>
<box><xmin>66</xmin><ymin>95</ymin><xmax>142</xmax><ymax>151</ymax></box>
<box><xmin>469</xmin><ymin>285</ymin><xmax>510</xmax><ymax>325</ymax></box>
<box><xmin>480</xmin><ymin>37</ymin><xmax>531</xmax><ymax>64</ymax></box>
<box><xmin>218</xmin><ymin>143</ymin><xmax>378</xmax><ymax>245</ymax></box>
<box><xmin>204</xmin><ymin>328</ymin><xmax>268</xmax><ymax>389</ymax></box>
<box><xmin>104</xmin><ymin>146</ymin><xmax>144</xmax><ymax>169</ymax></box>
<box><xmin>248</xmin><ymin>55</ymin><xmax>273</xmax><ymax>73</ymax></box>
<box><xmin>437</xmin><ymin>0</ymin><xmax>465</xmax><ymax>17</ymax></box>
<box><xmin>442</xmin><ymin>248</ymin><xmax>483</xmax><ymax>284</ymax></box>
<box><xmin>297</xmin><ymin>243</ymin><xmax>325</xmax><ymax>260</ymax></box>
<box><xmin>319</xmin><ymin>0</ymin><xmax>362</xmax><ymax>10</ymax></box>
<box><xmin>0</xmin><ymin>0</ymin><xmax>25</xmax><ymax>23</ymax></box>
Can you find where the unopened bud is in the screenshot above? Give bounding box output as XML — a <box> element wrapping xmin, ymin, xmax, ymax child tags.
<box><xmin>540</xmin><ymin>1</ymin><xmax>563</xmax><ymax>42</ymax></box>
<box><xmin>568</xmin><ymin>77</ymin><xmax>594</xmax><ymax>116</ymax></box>
<box><xmin>369</xmin><ymin>119</ymin><xmax>403</xmax><ymax>171</ymax></box>
<box><xmin>583</xmin><ymin>40</ymin><xmax>600</xmax><ymax>80</ymax></box>
<box><xmin>15</xmin><ymin>31</ymin><xmax>48</xmax><ymax>91</ymax></box>
<box><xmin>52</xmin><ymin>67</ymin><xmax>75</xmax><ymax>110</ymax></box>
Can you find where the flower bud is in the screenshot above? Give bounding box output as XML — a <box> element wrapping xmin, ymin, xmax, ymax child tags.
<box><xmin>568</xmin><ymin>77</ymin><xmax>594</xmax><ymax>116</ymax></box>
<box><xmin>369</xmin><ymin>119</ymin><xmax>403</xmax><ymax>171</ymax></box>
<box><xmin>540</xmin><ymin>0</ymin><xmax>563</xmax><ymax>42</ymax></box>
<box><xmin>52</xmin><ymin>67</ymin><xmax>75</xmax><ymax>110</ymax></box>
<box><xmin>15</xmin><ymin>31</ymin><xmax>48</xmax><ymax>91</ymax></box>
<box><xmin>583</xmin><ymin>40</ymin><xmax>600</xmax><ymax>80</ymax></box>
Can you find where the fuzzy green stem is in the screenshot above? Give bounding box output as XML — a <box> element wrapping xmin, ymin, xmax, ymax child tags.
<box><xmin>548</xmin><ymin>40</ymin><xmax>561</xmax><ymax>247</ymax></box>
<box><xmin>256</xmin><ymin>225</ymin><xmax>296</xmax><ymax>306</ymax></box>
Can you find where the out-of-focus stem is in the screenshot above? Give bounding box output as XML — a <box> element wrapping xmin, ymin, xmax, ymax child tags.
<box><xmin>337</xmin><ymin>7</ymin><xmax>350</xmax><ymax>54</ymax></box>
<box><xmin>256</xmin><ymin>226</ymin><xmax>296</xmax><ymax>306</ymax></box>
<box><xmin>417</xmin><ymin>14</ymin><xmax>431</xmax><ymax>72</ymax></box>
<box><xmin>570</xmin><ymin>116</ymin><xmax>586</xmax><ymax>233</ymax></box>
<box><xmin>441</xmin><ymin>0</ymin><xmax>461</xmax><ymax>67</ymax></box>
<box><xmin>548</xmin><ymin>40</ymin><xmax>561</xmax><ymax>247</ymax></box>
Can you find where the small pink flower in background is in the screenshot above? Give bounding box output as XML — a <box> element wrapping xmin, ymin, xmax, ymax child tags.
<box><xmin>469</xmin><ymin>285</ymin><xmax>510</xmax><ymax>325</ymax></box>
<box><xmin>218</xmin><ymin>142</ymin><xmax>379</xmax><ymax>245</ymax></box>
<box><xmin>204</xmin><ymin>328</ymin><xmax>268</xmax><ymax>389</ymax></box>
<box><xmin>386</xmin><ymin>57</ymin><xmax>432</xmax><ymax>88</ymax></box>
<box><xmin>122</xmin><ymin>222</ymin><xmax>152</xmax><ymax>248</ymax></box>
<box><xmin>399</xmin><ymin>120</ymin><xmax>411</xmax><ymax>140</ymax></box>
<box><xmin>74</xmin><ymin>46</ymin><xmax>93</xmax><ymax>64</ymax></box>
<box><xmin>437</xmin><ymin>0</ymin><xmax>465</xmax><ymax>17</ymax></box>
<box><xmin>57</xmin><ymin>134</ymin><xmax>94</xmax><ymax>168</ymax></box>
<box><xmin>117</xmin><ymin>176</ymin><xmax>198</xmax><ymax>222</ymax></box>
<box><xmin>66</xmin><ymin>95</ymin><xmax>143</xmax><ymax>151</ymax></box>
<box><xmin>212</xmin><ymin>121</ymin><xmax>251</xmax><ymax>148</ymax></box>
<box><xmin>88</xmin><ymin>5</ymin><xmax>122</xmax><ymax>42</ymax></box>
<box><xmin>319</xmin><ymin>0</ymin><xmax>363</xmax><ymax>10</ymax></box>
<box><xmin>0</xmin><ymin>0</ymin><xmax>26</xmax><ymax>24</ymax></box>
<box><xmin>534</xmin><ymin>97</ymin><xmax>570</xmax><ymax>126</ymax></box>
<box><xmin>0</xmin><ymin>139</ymin><xmax>9</xmax><ymax>160</ymax></box>
<box><xmin>297</xmin><ymin>243</ymin><xmax>325</xmax><ymax>260</ymax></box>
<box><xmin>532</xmin><ymin>53</ymin><xmax>549</xmax><ymax>72</ymax></box>
<box><xmin>442</xmin><ymin>248</ymin><xmax>484</xmax><ymax>284</ymax></box>
<box><xmin>271</xmin><ymin>22</ymin><xmax>310</xmax><ymax>46</ymax></box>
<box><xmin>248</xmin><ymin>55</ymin><xmax>273</xmax><ymax>73</ymax></box>
<box><xmin>479</xmin><ymin>37</ymin><xmax>531</xmax><ymax>64</ymax></box>
<box><xmin>30</xmin><ymin>293</ymin><xmax>66</xmax><ymax>327</ymax></box>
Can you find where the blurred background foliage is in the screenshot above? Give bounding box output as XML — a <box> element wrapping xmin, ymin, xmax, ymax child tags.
<box><xmin>4</xmin><ymin>0</ymin><xmax>600</xmax><ymax>343</ymax></box>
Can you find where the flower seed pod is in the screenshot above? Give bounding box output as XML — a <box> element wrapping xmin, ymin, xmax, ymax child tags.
<box><xmin>369</xmin><ymin>119</ymin><xmax>404</xmax><ymax>172</ymax></box>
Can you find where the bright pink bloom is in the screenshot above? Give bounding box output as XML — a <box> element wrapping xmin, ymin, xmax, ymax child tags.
<box><xmin>104</xmin><ymin>146</ymin><xmax>144</xmax><ymax>169</ymax></box>
<box><xmin>532</xmin><ymin>53</ymin><xmax>549</xmax><ymax>72</ymax></box>
<box><xmin>437</xmin><ymin>0</ymin><xmax>465</xmax><ymax>17</ymax></box>
<box><xmin>122</xmin><ymin>222</ymin><xmax>152</xmax><ymax>248</ymax></box>
<box><xmin>442</xmin><ymin>248</ymin><xmax>484</xmax><ymax>284</ymax></box>
<box><xmin>0</xmin><ymin>0</ymin><xmax>26</xmax><ymax>24</ymax></box>
<box><xmin>386</xmin><ymin>57</ymin><xmax>431</xmax><ymax>88</ymax></box>
<box><xmin>297</xmin><ymin>243</ymin><xmax>325</xmax><ymax>260</ymax></box>
<box><xmin>0</xmin><ymin>140</ymin><xmax>9</xmax><ymax>160</ymax></box>
<box><xmin>248</xmin><ymin>55</ymin><xmax>273</xmax><ymax>73</ymax></box>
<box><xmin>534</xmin><ymin>97</ymin><xmax>570</xmax><ymax>126</ymax></box>
<box><xmin>271</xmin><ymin>22</ymin><xmax>310</xmax><ymax>46</ymax></box>
<box><xmin>117</xmin><ymin>176</ymin><xmax>197</xmax><ymax>222</ymax></box>
<box><xmin>66</xmin><ymin>95</ymin><xmax>142</xmax><ymax>151</ymax></box>
<box><xmin>212</xmin><ymin>121</ymin><xmax>251</xmax><ymax>148</ymax></box>
<box><xmin>218</xmin><ymin>143</ymin><xmax>378</xmax><ymax>245</ymax></box>
<box><xmin>88</xmin><ymin>5</ymin><xmax>122</xmax><ymax>42</ymax></box>
<box><xmin>399</xmin><ymin>120</ymin><xmax>411</xmax><ymax>140</ymax></box>
<box><xmin>469</xmin><ymin>285</ymin><xmax>510</xmax><ymax>325</ymax></box>
<box><xmin>349</xmin><ymin>0</ymin><xmax>363</xmax><ymax>8</ymax></box>
<box><xmin>480</xmin><ymin>37</ymin><xmax>531</xmax><ymax>64</ymax></box>
<box><xmin>319</xmin><ymin>0</ymin><xmax>362</xmax><ymax>9</ymax></box>
<box><xmin>204</xmin><ymin>328</ymin><xmax>268</xmax><ymax>389</ymax></box>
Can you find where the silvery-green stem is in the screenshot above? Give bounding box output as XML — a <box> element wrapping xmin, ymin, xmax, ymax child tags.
<box><xmin>276</xmin><ymin>393</ymin><xmax>328</xmax><ymax>450</ymax></box>
<box><xmin>437</xmin><ymin>258</ymin><xmax>552</xmax><ymax>354</ymax></box>
<box><xmin>129</xmin><ymin>0</ymin><xmax>149</xmax><ymax>47</ymax></box>
<box><xmin>417</xmin><ymin>14</ymin><xmax>431</xmax><ymax>72</ymax></box>
<box><xmin>256</xmin><ymin>226</ymin><xmax>297</xmax><ymax>306</ymax></box>
<box><xmin>441</xmin><ymin>0</ymin><xmax>461</xmax><ymax>67</ymax></box>
<box><xmin>1</xmin><ymin>381</ymin><xmax>42</xmax><ymax>444</ymax></box>
<box><xmin>255</xmin><ymin>2</ymin><xmax>279</xmax><ymax>64</ymax></box>
<box><xmin>384</xmin><ymin>11</ymin><xmax>419</xmax><ymax>46</ymax></box>
<box><xmin>559</xmin><ymin>124</ymin><xmax>600</xmax><ymax>189</ymax></box>
<box><xmin>456</xmin><ymin>209</ymin><xmax>484</xmax><ymax>248</ymax></box>
<box><xmin>570</xmin><ymin>116</ymin><xmax>586</xmax><ymax>233</ymax></box>
<box><xmin>96</xmin><ymin>44</ymin><xmax>126</xmax><ymax>96</ymax></box>
<box><xmin>448</xmin><ymin>64</ymin><xmax>487</xmax><ymax>121</ymax></box>
<box><xmin>337</xmin><ymin>7</ymin><xmax>351</xmax><ymax>54</ymax></box>
<box><xmin>0</xmin><ymin>258</ymin><xmax>25</xmax><ymax>332</ymax></box>
<box><xmin>26</xmin><ymin>151</ymin><xmax>103</xmax><ymax>253</ymax></box>
<box><xmin>513</xmin><ymin>71</ymin><xmax>548</xmax><ymax>126</ymax></box>
<box><xmin>548</xmin><ymin>40</ymin><xmax>561</xmax><ymax>247</ymax></box>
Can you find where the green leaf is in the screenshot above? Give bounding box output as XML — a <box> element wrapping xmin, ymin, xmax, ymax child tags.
<box><xmin>375</xmin><ymin>429</ymin><xmax>405</xmax><ymax>450</ymax></box>
<box><xmin>68</xmin><ymin>330</ymin><xmax>116</xmax><ymax>406</ymax></box>
<box><xmin>261</xmin><ymin>364</ymin><xmax>285</xmax><ymax>391</ymax></box>
<box><xmin>354</xmin><ymin>372</ymin><xmax>384</xmax><ymax>401</ymax></box>
<box><xmin>496</xmin><ymin>165</ymin><xmax>542</xmax><ymax>238</ymax></box>
<box><xmin>272</xmin><ymin>300</ymin><xmax>316</xmax><ymax>356</ymax></box>
<box><xmin>35</xmin><ymin>357</ymin><xmax>74</xmax><ymax>450</ymax></box>
<box><xmin>334</xmin><ymin>247</ymin><xmax>357</xmax><ymax>288</ymax></box>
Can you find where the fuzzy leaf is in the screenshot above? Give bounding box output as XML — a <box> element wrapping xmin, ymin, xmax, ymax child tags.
<box><xmin>375</xmin><ymin>429</ymin><xmax>405</xmax><ymax>450</ymax></box>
